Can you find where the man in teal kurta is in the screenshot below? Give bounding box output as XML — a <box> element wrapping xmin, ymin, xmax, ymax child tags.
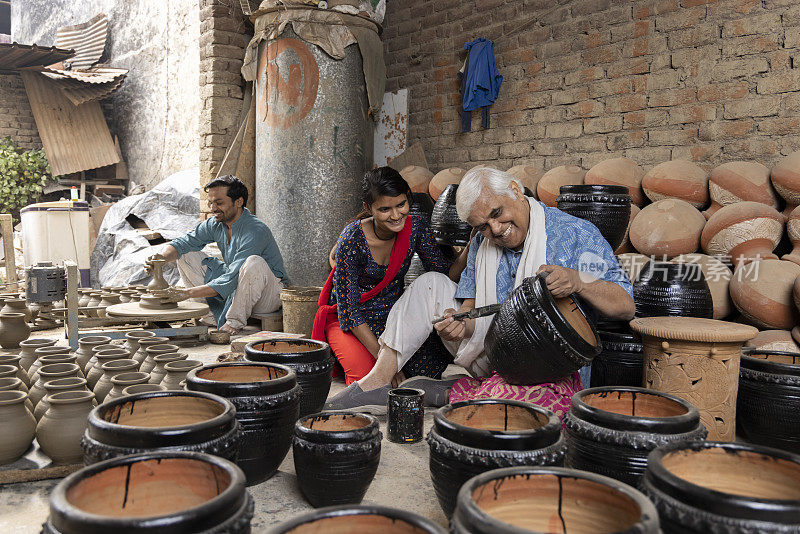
<box><xmin>154</xmin><ymin>176</ymin><xmax>289</xmax><ymax>333</ymax></box>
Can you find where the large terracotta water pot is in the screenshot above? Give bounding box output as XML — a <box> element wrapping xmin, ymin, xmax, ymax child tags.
<box><xmin>536</xmin><ymin>164</ymin><xmax>585</xmax><ymax>206</ymax></box>
<box><xmin>427</xmin><ymin>399</ymin><xmax>565</xmax><ymax>517</ymax></box>
<box><xmin>783</xmin><ymin>205</ymin><xmax>800</xmax><ymax>265</ymax></box>
<box><xmin>186</xmin><ymin>362</ymin><xmax>301</xmax><ymax>486</ymax></box>
<box><xmin>746</xmin><ymin>330</ymin><xmax>800</xmax><ymax>352</ymax></box>
<box><xmin>244</xmin><ymin>338</ymin><xmax>333</xmax><ymax>416</ymax></box>
<box><xmin>564</xmin><ymin>387</ymin><xmax>707</xmax><ymax>486</ymax></box>
<box><xmin>633</xmin><ymin>261</ymin><xmax>713</xmax><ymax>318</ymax></box>
<box><xmin>268</xmin><ymin>505</ymin><xmax>446</xmax><ymax>534</ymax></box>
<box><xmin>507</xmin><ymin>164</ymin><xmax>545</xmax><ymax>198</ymax></box>
<box><xmin>81</xmin><ymin>390</ymin><xmax>241</xmax><ymax>465</ymax></box>
<box><xmin>19</xmin><ymin>338</ymin><xmax>57</xmax><ymax>373</ymax></box>
<box><xmin>771</xmin><ymin>150</ymin><xmax>800</xmax><ymax>215</ymax></box>
<box><xmin>705</xmin><ymin>160</ymin><xmax>778</xmax><ymax>218</ymax></box>
<box><xmin>729</xmin><ymin>259</ymin><xmax>800</xmax><ymax>329</ymax></box>
<box><xmin>591</xmin><ymin>328</ymin><xmax>644</xmax><ymax>387</ymax></box>
<box><xmin>614</xmin><ymin>203</ymin><xmax>640</xmax><ymax>254</ymax></box>
<box><xmin>0</xmin><ymin>390</ymin><xmax>35</xmax><ymax>465</ymax></box>
<box><xmin>630</xmin><ymin>317</ymin><xmax>757</xmax><ymax>441</ymax></box>
<box><xmin>629</xmin><ymin>199</ymin><xmax>706</xmax><ymax>258</ymax></box>
<box><xmin>672</xmin><ymin>253</ymin><xmax>733</xmax><ymax>319</ymax></box>
<box><xmin>42</xmin><ymin>451</ymin><xmax>253</xmax><ymax>534</ymax></box>
<box><xmin>37</xmin><ymin>390</ymin><xmax>96</xmax><ymax>464</ymax></box>
<box><xmin>430</xmin><ymin>184</ymin><xmax>471</xmax><ymax>246</ymax></box>
<box><xmin>701</xmin><ymin>200</ymin><xmax>785</xmax><ymax>267</ymax></box>
<box><xmin>642</xmin><ymin>441</ymin><xmax>800</xmax><ymax>533</ymax></box>
<box><xmin>0</xmin><ymin>312</ymin><xmax>30</xmax><ymax>349</ymax></box>
<box><xmin>452</xmin><ymin>466</ymin><xmax>660</xmax><ymax>534</ymax></box>
<box><xmin>585</xmin><ymin>157</ymin><xmax>646</xmax><ymax>206</ymax></box>
<box><xmin>556</xmin><ymin>184</ymin><xmax>632</xmax><ymax>250</ymax></box>
<box><xmin>642</xmin><ymin>160</ymin><xmax>709</xmax><ymax>208</ymax></box>
<box><xmin>429</xmin><ymin>167</ymin><xmax>465</xmax><ymax>200</ymax></box>
<box><xmin>399</xmin><ymin>165</ymin><xmax>434</xmax><ymax>194</ymax></box>
<box><xmin>485</xmin><ymin>273</ymin><xmax>601</xmax><ymax>385</ymax></box>
<box><xmin>617</xmin><ymin>252</ymin><xmax>650</xmax><ymax>283</ymax></box>
<box><xmin>293</xmin><ymin>411</ymin><xmax>382</xmax><ymax>508</ymax></box>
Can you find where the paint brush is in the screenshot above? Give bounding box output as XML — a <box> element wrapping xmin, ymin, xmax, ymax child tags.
<box><xmin>431</xmin><ymin>303</ymin><xmax>503</xmax><ymax>325</ymax></box>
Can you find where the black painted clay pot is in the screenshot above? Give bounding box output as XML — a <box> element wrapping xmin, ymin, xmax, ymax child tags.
<box><xmin>452</xmin><ymin>466</ymin><xmax>661</xmax><ymax>534</ymax></box>
<box><xmin>266</xmin><ymin>504</ymin><xmax>446</xmax><ymax>534</ymax></box>
<box><xmin>387</xmin><ymin>387</ymin><xmax>425</xmax><ymax>443</ymax></box>
<box><xmin>185</xmin><ymin>362</ymin><xmax>301</xmax><ymax>485</ymax></box>
<box><xmin>431</xmin><ymin>184</ymin><xmax>471</xmax><ymax>246</ymax></box>
<box><xmin>427</xmin><ymin>399</ymin><xmax>566</xmax><ymax>518</ymax></box>
<box><xmin>42</xmin><ymin>451</ymin><xmax>253</xmax><ymax>534</ymax></box>
<box><xmin>409</xmin><ymin>192</ymin><xmax>434</xmax><ymax>221</ymax></box>
<box><xmin>404</xmin><ymin>253</ymin><xmax>426</xmax><ymax>288</ymax></box>
<box><xmin>293</xmin><ymin>412</ymin><xmax>382</xmax><ymax>508</ymax></box>
<box><xmin>81</xmin><ymin>390</ymin><xmax>241</xmax><ymax>465</ymax></box>
<box><xmin>737</xmin><ymin>348</ymin><xmax>800</xmax><ymax>453</ymax></box>
<box><xmin>634</xmin><ymin>261</ymin><xmax>714</xmax><ymax>318</ymax></box>
<box><xmin>564</xmin><ymin>387</ymin><xmax>707</xmax><ymax>486</ymax></box>
<box><xmin>485</xmin><ymin>272</ymin><xmax>601</xmax><ymax>385</ymax></box>
<box><xmin>244</xmin><ymin>338</ymin><xmax>333</xmax><ymax>416</ymax></box>
<box><xmin>591</xmin><ymin>329</ymin><xmax>644</xmax><ymax>388</ymax></box>
<box><xmin>643</xmin><ymin>440</ymin><xmax>800</xmax><ymax>533</ymax></box>
<box><xmin>556</xmin><ymin>184</ymin><xmax>632</xmax><ymax>250</ymax></box>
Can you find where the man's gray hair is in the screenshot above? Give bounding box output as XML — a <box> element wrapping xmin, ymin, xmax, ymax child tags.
<box><xmin>455</xmin><ymin>167</ymin><xmax>521</xmax><ymax>221</ymax></box>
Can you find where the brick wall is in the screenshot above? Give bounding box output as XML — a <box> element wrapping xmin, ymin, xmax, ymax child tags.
<box><xmin>383</xmin><ymin>0</ymin><xmax>800</xmax><ymax>172</ymax></box>
<box><xmin>0</xmin><ymin>73</ymin><xmax>41</xmax><ymax>150</ymax></box>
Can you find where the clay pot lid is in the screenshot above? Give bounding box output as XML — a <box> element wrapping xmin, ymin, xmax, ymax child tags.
<box><xmin>630</xmin><ymin>317</ymin><xmax>758</xmax><ymax>342</ymax></box>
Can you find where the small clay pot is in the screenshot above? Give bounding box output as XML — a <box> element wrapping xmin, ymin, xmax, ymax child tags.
<box><xmin>83</xmin><ymin>343</ymin><xmax>119</xmax><ymax>378</ymax></box>
<box><xmin>35</xmin><ymin>377</ymin><xmax>89</xmax><ymax>421</ymax></box>
<box><xmin>86</xmin><ymin>348</ymin><xmax>132</xmax><ymax>390</ymax></box>
<box><xmin>564</xmin><ymin>387</ymin><xmax>707</xmax><ymax>486</ymax></box>
<box><xmin>0</xmin><ymin>377</ymin><xmax>33</xmax><ymax>411</ymax></box>
<box><xmin>149</xmin><ymin>352</ymin><xmax>188</xmax><ymax>385</ymax></box>
<box><xmin>429</xmin><ymin>167</ymin><xmax>465</xmax><ymax>200</ymax></box>
<box><xmin>160</xmin><ymin>359</ymin><xmax>202</xmax><ymax>390</ymax></box>
<box><xmin>536</xmin><ymin>164</ymin><xmax>585</xmax><ymax>206</ymax></box>
<box><xmin>28</xmin><ymin>347</ymin><xmax>74</xmax><ymax>384</ymax></box>
<box><xmin>452</xmin><ymin>466</ymin><xmax>660</xmax><ymax>534</ymax></box>
<box><xmin>431</xmin><ymin>184</ymin><xmax>471</xmax><ymax>246</ymax></box>
<box><xmin>400</xmin><ymin>165</ymin><xmax>434</xmax><ymax>194</ymax></box>
<box><xmin>0</xmin><ymin>364</ymin><xmax>26</xmax><ymax>391</ymax></box>
<box><xmin>95</xmin><ymin>293</ymin><xmax>121</xmax><ymax>318</ymax></box>
<box><xmin>84</xmin><ymin>292</ymin><xmax>103</xmax><ymax>317</ymax></box>
<box><xmin>427</xmin><ymin>399</ymin><xmax>566</xmax><ymax>517</ymax></box>
<box><xmin>642</xmin><ymin>160</ymin><xmax>709</xmax><ymax>208</ymax></box>
<box><xmin>585</xmin><ymin>157</ymin><xmax>646</xmax><ymax>206</ymax></box>
<box><xmin>146</xmin><ymin>257</ymin><xmax>169</xmax><ymax>291</ymax></box>
<box><xmin>121</xmin><ymin>330</ymin><xmax>155</xmax><ymax>355</ymax></box>
<box><xmin>771</xmin><ymin>150</ymin><xmax>800</xmax><ymax>215</ymax></box>
<box><xmin>30</xmin><ymin>363</ymin><xmax>83</xmax><ymax>406</ymax></box>
<box><xmin>93</xmin><ymin>359</ymin><xmax>139</xmax><ymax>403</ymax></box>
<box><xmin>507</xmin><ymin>164</ymin><xmax>545</xmax><ymax>199</ymax></box>
<box><xmin>81</xmin><ymin>390</ymin><xmax>241</xmax><ymax>464</ymax></box>
<box><xmin>387</xmin><ymin>387</ymin><xmax>425</xmax><ymax>444</ymax></box>
<box><xmin>706</xmin><ymin>160</ymin><xmax>778</xmax><ymax>218</ymax></box>
<box><xmin>132</xmin><ymin>336</ymin><xmax>170</xmax><ymax>367</ymax></box>
<box><xmin>268</xmin><ymin>505</ymin><xmax>446</xmax><ymax>534</ymax></box>
<box><xmin>1</xmin><ymin>298</ymin><xmax>31</xmax><ymax>322</ymax></box>
<box><xmin>245</xmin><ymin>338</ymin><xmax>334</xmax><ymax>416</ymax></box>
<box><xmin>701</xmin><ymin>201</ymin><xmax>785</xmax><ymax>267</ymax></box>
<box><xmin>293</xmin><ymin>412</ymin><xmax>382</xmax><ymax>508</ymax></box>
<box><xmin>556</xmin><ymin>184</ymin><xmax>632</xmax><ymax>250</ymax></box>
<box><xmin>118</xmin><ymin>290</ymin><xmax>138</xmax><ymax>303</ymax></box>
<box><xmin>37</xmin><ymin>390</ymin><xmax>96</xmax><ymax>464</ymax></box>
<box><xmin>643</xmin><ymin>441</ymin><xmax>800</xmax><ymax>532</ymax></box>
<box><xmin>783</xmin><ymin>205</ymin><xmax>800</xmax><ymax>266</ymax></box>
<box><xmin>630</xmin><ymin>198</ymin><xmax>706</xmax><ymax>258</ymax></box>
<box><xmin>591</xmin><ymin>328</ymin><xmax>644</xmax><ymax>387</ymax></box>
<box><xmin>186</xmin><ymin>362</ymin><xmax>302</xmax><ymax>486</ymax></box>
<box><xmin>74</xmin><ymin>336</ymin><xmax>112</xmax><ymax>373</ymax></box>
<box><xmin>122</xmin><ymin>383</ymin><xmax>165</xmax><ymax>396</ymax></box>
<box><xmin>140</xmin><ymin>342</ymin><xmax>179</xmax><ymax>374</ymax></box>
<box><xmin>0</xmin><ymin>312</ymin><xmax>30</xmax><ymax>349</ymax></box>
<box><xmin>77</xmin><ymin>289</ymin><xmax>91</xmax><ymax>308</ymax></box>
<box><xmin>633</xmin><ymin>261</ymin><xmax>714</xmax><ymax>318</ymax></box>
<box><xmin>0</xmin><ymin>390</ymin><xmax>35</xmax><ymax>465</ymax></box>
<box><xmin>730</xmin><ymin>259</ymin><xmax>800</xmax><ymax>329</ymax></box>
<box><xmin>19</xmin><ymin>338</ymin><xmax>57</xmax><ymax>372</ymax></box>
<box><xmin>0</xmin><ymin>354</ymin><xmax>30</xmax><ymax>387</ymax></box>
<box><xmin>106</xmin><ymin>372</ymin><xmax>150</xmax><ymax>402</ymax></box>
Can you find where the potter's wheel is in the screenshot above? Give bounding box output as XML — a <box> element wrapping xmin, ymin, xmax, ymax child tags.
<box><xmin>105</xmin><ymin>300</ymin><xmax>210</xmax><ymax>321</ymax></box>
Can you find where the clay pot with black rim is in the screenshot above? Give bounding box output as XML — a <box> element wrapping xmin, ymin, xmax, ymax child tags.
<box><xmin>30</xmin><ymin>363</ymin><xmax>83</xmax><ymax>406</ymax></box>
<box><xmin>556</xmin><ymin>184</ymin><xmax>632</xmax><ymax>250</ymax></box>
<box><xmin>139</xmin><ymin>342</ymin><xmax>179</xmax><ymax>374</ymax></box>
<box><xmin>160</xmin><ymin>359</ymin><xmax>202</xmax><ymax>390</ymax></box>
<box><xmin>451</xmin><ymin>465</ymin><xmax>661</xmax><ymax>534</ymax></box>
<box><xmin>484</xmin><ymin>272</ymin><xmax>601</xmax><ymax>385</ymax></box>
<box><xmin>245</xmin><ymin>338</ymin><xmax>334</xmax><ymax>416</ymax></box>
<box><xmin>81</xmin><ymin>390</ymin><xmax>241</xmax><ymax>465</ymax></box>
<box><xmin>35</xmin><ymin>377</ymin><xmax>90</xmax><ymax>421</ymax></box>
<box><xmin>630</xmin><ymin>199</ymin><xmax>706</xmax><ymax>258</ymax></box>
<box><xmin>0</xmin><ymin>377</ymin><xmax>33</xmax><ymax>411</ymax></box>
<box><xmin>633</xmin><ymin>261</ymin><xmax>714</xmax><ymax>318</ymax></box>
<box><xmin>149</xmin><ymin>352</ymin><xmax>188</xmax><ymax>385</ymax></box>
<box><xmin>74</xmin><ymin>336</ymin><xmax>111</xmax><ymax>373</ymax></box>
<box><xmin>730</xmin><ymin>259</ymin><xmax>800</xmax><ymax>330</ymax></box>
<box><xmin>83</xmin><ymin>343</ymin><xmax>119</xmax><ymax>379</ymax></box>
<box><xmin>267</xmin><ymin>505</ymin><xmax>446</xmax><ymax>534</ymax></box>
<box><xmin>0</xmin><ymin>311</ymin><xmax>30</xmax><ymax>349</ymax></box>
<box><xmin>0</xmin><ymin>354</ymin><xmax>30</xmax><ymax>387</ymax></box>
<box><xmin>429</xmin><ymin>167</ymin><xmax>465</xmax><ymax>200</ymax></box>
<box><xmin>19</xmin><ymin>338</ymin><xmax>57</xmax><ymax>373</ymax></box>
<box><xmin>86</xmin><ymin>348</ymin><xmax>131</xmax><ymax>390</ymax></box>
<box><xmin>585</xmin><ymin>157</ymin><xmax>646</xmax><ymax>207</ymax></box>
<box><xmin>293</xmin><ymin>412</ymin><xmax>382</xmax><ymax>507</ymax></box>
<box><xmin>0</xmin><ymin>390</ymin><xmax>35</xmax><ymax>465</ymax></box>
<box><xmin>93</xmin><ymin>359</ymin><xmax>139</xmax><ymax>403</ymax></box>
<box><xmin>123</xmin><ymin>383</ymin><xmax>165</xmax><ymax>396</ymax></box>
<box><xmin>643</xmin><ymin>440</ymin><xmax>800</xmax><ymax>533</ymax></box>
<box><xmin>37</xmin><ymin>390</ymin><xmax>95</xmax><ymax>464</ymax></box>
<box><xmin>591</xmin><ymin>328</ymin><xmax>644</xmax><ymax>387</ymax></box>
<box><xmin>186</xmin><ymin>362</ymin><xmax>302</xmax><ymax>485</ymax></box>
<box><xmin>105</xmin><ymin>372</ymin><xmax>150</xmax><ymax>402</ymax></box>
<box><xmin>536</xmin><ymin>164</ymin><xmax>585</xmax><ymax>206</ymax></box>
<box><xmin>701</xmin><ymin>201</ymin><xmax>785</xmax><ymax>267</ymax></box>
<box><xmin>705</xmin><ymin>161</ymin><xmax>778</xmax><ymax>218</ymax></box>
<box><xmin>642</xmin><ymin>160</ymin><xmax>709</xmax><ymax>208</ymax></box>
<box><xmin>431</xmin><ymin>184</ymin><xmax>471</xmax><ymax>247</ymax></box>
<box><xmin>427</xmin><ymin>399</ymin><xmax>566</xmax><ymax>517</ymax></box>
<box><xmin>42</xmin><ymin>451</ymin><xmax>254</xmax><ymax>534</ymax></box>
<box><xmin>564</xmin><ymin>387</ymin><xmax>707</xmax><ymax>486</ymax></box>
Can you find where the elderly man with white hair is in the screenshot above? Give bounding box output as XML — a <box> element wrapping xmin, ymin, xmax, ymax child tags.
<box><xmin>326</xmin><ymin>166</ymin><xmax>634</xmax><ymax>416</ymax></box>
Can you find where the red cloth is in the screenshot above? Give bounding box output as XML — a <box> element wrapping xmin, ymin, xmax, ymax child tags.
<box><xmin>325</xmin><ymin>320</ymin><xmax>376</xmax><ymax>385</ymax></box>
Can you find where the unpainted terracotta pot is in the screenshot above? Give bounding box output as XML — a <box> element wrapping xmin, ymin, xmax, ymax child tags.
<box><xmin>630</xmin><ymin>199</ymin><xmax>706</xmax><ymax>258</ymax></box>
<box><xmin>429</xmin><ymin>167</ymin><xmax>465</xmax><ymax>200</ymax></box>
<box><xmin>95</xmin><ymin>293</ymin><xmax>121</xmax><ymax>319</ymax></box>
<box><xmin>730</xmin><ymin>259</ymin><xmax>800</xmax><ymax>330</ymax></box>
<box><xmin>132</xmin><ymin>336</ymin><xmax>170</xmax><ymax>367</ymax></box>
<box><xmin>0</xmin><ymin>390</ymin><xmax>35</xmax><ymax>465</ymax></box>
<box><xmin>399</xmin><ymin>165</ymin><xmax>434</xmax><ymax>194</ymax></box>
<box><xmin>35</xmin><ymin>377</ymin><xmax>90</xmax><ymax>421</ymax></box>
<box><xmin>0</xmin><ymin>364</ymin><xmax>26</xmax><ymax>392</ymax></box>
<box><xmin>585</xmin><ymin>157</ymin><xmax>646</xmax><ymax>206</ymax></box>
<box><xmin>121</xmin><ymin>330</ymin><xmax>156</xmax><ymax>355</ymax></box>
<box><xmin>617</xmin><ymin>252</ymin><xmax>650</xmax><ymax>283</ymax></box>
<box><xmin>37</xmin><ymin>390</ymin><xmax>96</xmax><ymax>464</ymax></box>
<box><xmin>106</xmin><ymin>372</ymin><xmax>150</xmax><ymax>402</ymax></box>
<box><xmin>771</xmin><ymin>150</ymin><xmax>800</xmax><ymax>215</ymax></box>
<box><xmin>642</xmin><ymin>160</ymin><xmax>709</xmax><ymax>208</ymax></box>
<box><xmin>93</xmin><ymin>359</ymin><xmax>140</xmax><ymax>403</ymax></box>
<box><xmin>122</xmin><ymin>383</ymin><xmax>165</xmax><ymax>396</ymax></box>
<box><xmin>83</xmin><ymin>343</ymin><xmax>119</xmax><ymax>378</ymax></box>
<box><xmin>507</xmin><ymin>164</ymin><xmax>545</xmax><ymax>199</ymax></box>
<box><xmin>746</xmin><ymin>330</ymin><xmax>800</xmax><ymax>353</ymax></box>
<box><xmin>795</xmin><ymin>273</ymin><xmax>800</xmax><ymax>314</ymax></box>
<box><xmin>42</xmin><ymin>451</ymin><xmax>253</xmax><ymax>534</ymax></box>
<box><xmin>0</xmin><ymin>312</ymin><xmax>30</xmax><ymax>349</ymax></box>
<box><xmin>84</xmin><ymin>292</ymin><xmax>103</xmax><ymax>317</ymax></box>
<box><xmin>149</xmin><ymin>353</ymin><xmax>188</xmax><ymax>385</ymax></box>
<box><xmin>19</xmin><ymin>338</ymin><xmax>57</xmax><ymax>372</ymax></box>
<box><xmin>614</xmin><ymin>204</ymin><xmax>640</xmax><ymax>254</ymax></box>
<box><xmin>74</xmin><ymin>336</ymin><xmax>111</xmax><ymax>373</ymax></box>
<box><xmin>146</xmin><ymin>258</ymin><xmax>169</xmax><ymax>291</ymax></box>
<box><xmin>672</xmin><ymin>253</ymin><xmax>733</xmax><ymax>319</ymax></box>
<box><xmin>536</xmin><ymin>165</ymin><xmax>585</xmax><ymax>206</ymax></box>
<box><xmin>0</xmin><ymin>354</ymin><xmax>30</xmax><ymax>387</ymax></box>
<box><xmin>31</xmin><ymin>354</ymin><xmax>80</xmax><ymax>385</ymax></box>
<box><xmin>139</xmin><ymin>342</ymin><xmax>179</xmax><ymax>374</ymax></box>
<box><xmin>701</xmin><ymin>201</ymin><xmax>785</xmax><ymax>267</ymax></box>
<box><xmin>28</xmin><ymin>347</ymin><xmax>73</xmax><ymax>383</ymax></box>
<box><xmin>269</xmin><ymin>505</ymin><xmax>446</xmax><ymax>534</ymax></box>
<box><xmin>160</xmin><ymin>359</ymin><xmax>203</xmax><ymax>390</ymax></box>
<box><xmin>86</xmin><ymin>348</ymin><xmax>132</xmax><ymax>389</ymax></box>
<box><xmin>705</xmin><ymin>160</ymin><xmax>778</xmax><ymax>219</ymax></box>
<box><xmin>30</xmin><ymin>362</ymin><xmax>83</xmax><ymax>406</ymax></box>
<box><xmin>77</xmin><ymin>289</ymin><xmax>91</xmax><ymax>308</ymax></box>
<box><xmin>783</xmin><ymin>205</ymin><xmax>800</xmax><ymax>266</ymax></box>
<box><xmin>0</xmin><ymin>377</ymin><xmax>33</xmax><ymax>412</ymax></box>
<box><xmin>1</xmin><ymin>298</ymin><xmax>31</xmax><ymax>322</ymax></box>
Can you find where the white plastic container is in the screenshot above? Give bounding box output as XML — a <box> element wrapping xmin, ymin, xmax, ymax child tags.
<box><xmin>21</xmin><ymin>201</ymin><xmax>91</xmax><ymax>286</ymax></box>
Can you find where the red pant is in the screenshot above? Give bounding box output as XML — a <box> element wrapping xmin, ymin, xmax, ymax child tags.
<box><xmin>325</xmin><ymin>320</ymin><xmax>376</xmax><ymax>385</ymax></box>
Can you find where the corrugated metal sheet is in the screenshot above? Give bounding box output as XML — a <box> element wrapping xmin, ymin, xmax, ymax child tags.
<box><xmin>56</xmin><ymin>13</ymin><xmax>107</xmax><ymax>70</ymax></box>
<box><xmin>0</xmin><ymin>42</ymin><xmax>74</xmax><ymax>71</ymax></box>
<box><xmin>21</xmin><ymin>70</ymin><xmax>120</xmax><ymax>177</ymax></box>
<box><xmin>38</xmin><ymin>66</ymin><xmax>128</xmax><ymax>105</ymax></box>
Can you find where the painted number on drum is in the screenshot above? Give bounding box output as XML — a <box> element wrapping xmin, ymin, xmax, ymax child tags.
<box><xmin>258</xmin><ymin>38</ymin><xmax>319</xmax><ymax>129</ymax></box>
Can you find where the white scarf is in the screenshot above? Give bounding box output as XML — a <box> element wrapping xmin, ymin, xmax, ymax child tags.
<box><xmin>454</xmin><ymin>197</ymin><xmax>548</xmax><ymax>377</ymax></box>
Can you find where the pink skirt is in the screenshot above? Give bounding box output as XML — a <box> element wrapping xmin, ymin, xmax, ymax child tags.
<box><xmin>448</xmin><ymin>372</ymin><xmax>583</xmax><ymax>423</ymax></box>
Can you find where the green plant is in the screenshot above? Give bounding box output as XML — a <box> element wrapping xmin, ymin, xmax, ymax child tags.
<box><xmin>0</xmin><ymin>136</ymin><xmax>52</xmax><ymax>218</ymax></box>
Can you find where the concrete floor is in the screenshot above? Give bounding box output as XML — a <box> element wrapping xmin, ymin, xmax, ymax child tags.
<box><xmin>0</xmin><ymin>327</ymin><xmax>448</xmax><ymax>533</ymax></box>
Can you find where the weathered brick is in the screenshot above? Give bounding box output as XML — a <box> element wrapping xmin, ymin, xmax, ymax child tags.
<box><xmin>723</xmin><ymin>96</ymin><xmax>781</xmax><ymax>118</ymax></box>
<box><xmin>607</xmin><ymin>130</ymin><xmax>647</xmax><ymax>150</ymax></box>
<box><xmin>722</xmin><ymin>13</ymin><xmax>781</xmax><ymax>37</ymax></box>
<box><xmin>648</xmin><ymin>88</ymin><xmax>696</xmax><ymax>107</ymax></box>
<box><xmin>699</xmin><ymin>119</ymin><xmax>754</xmax><ymax>140</ymax></box>
<box><xmin>667</xmin><ymin>24</ymin><xmax>719</xmax><ymax>49</ymax></box>
<box><xmin>697</xmin><ymin>81</ymin><xmax>750</xmax><ymax>102</ymax></box>
<box><xmin>672</xmin><ymin>143</ymin><xmax>723</xmax><ymax>162</ymax></box>
<box><xmin>710</xmin><ymin>57</ymin><xmax>769</xmax><ymax>81</ymax></box>
<box><xmin>757</xmin><ymin>117</ymin><xmax>800</xmax><ymax>135</ymax></box>
<box><xmin>546</xmin><ymin>121</ymin><xmax>584</xmax><ymax>138</ymax></box>
<box><xmin>668</xmin><ymin>104</ymin><xmax>717</xmax><ymax>124</ymax></box>
<box><xmin>565</xmin><ymin>100</ymin><xmax>606</xmax><ymax>119</ymax></box>
<box><xmin>757</xmin><ymin>71</ymin><xmax>800</xmax><ymax>94</ymax></box>
<box><xmin>584</xmin><ymin>115</ymin><xmax>623</xmax><ymax>133</ymax></box>
<box><xmin>649</xmin><ymin>127</ymin><xmax>698</xmax><ymax>145</ymax></box>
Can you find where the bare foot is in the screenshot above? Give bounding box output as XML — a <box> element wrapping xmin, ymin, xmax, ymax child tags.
<box><xmin>219</xmin><ymin>324</ymin><xmax>240</xmax><ymax>335</ymax></box>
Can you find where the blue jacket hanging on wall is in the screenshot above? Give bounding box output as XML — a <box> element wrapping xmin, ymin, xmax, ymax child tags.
<box><xmin>459</xmin><ymin>38</ymin><xmax>503</xmax><ymax>132</ymax></box>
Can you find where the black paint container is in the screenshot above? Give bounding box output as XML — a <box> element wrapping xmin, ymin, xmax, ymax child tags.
<box><xmin>293</xmin><ymin>411</ymin><xmax>382</xmax><ymax>508</ymax></box>
<box><xmin>266</xmin><ymin>504</ymin><xmax>446</xmax><ymax>534</ymax></box>
<box><xmin>387</xmin><ymin>388</ymin><xmax>425</xmax><ymax>443</ymax></box>
<box><xmin>556</xmin><ymin>184</ymin><xmax>632</xmax><ymax>250</ymax></box>
<box><xmin>633</xmin><ymin>261</ymin><xmax>713</xmax><ymax>319</ymax></box>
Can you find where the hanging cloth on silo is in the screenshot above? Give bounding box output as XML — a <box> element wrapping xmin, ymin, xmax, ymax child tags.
<box><xmin>458</xmin><ymin>38</ymin><xmax>502</xmax><ymax>132</ymax></box>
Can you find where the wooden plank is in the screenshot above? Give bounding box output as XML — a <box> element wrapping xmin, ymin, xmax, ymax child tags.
<box><xmin>387</xmin><ymin>141</ymin><xmax>428</xmax><ymax>172</ymax></box>
<box><xmin>21</xmin><ymin>70</ymin><xmax>120</xmax><ymax>177</ymax></box>
<box><xmin>0</xmin><ymin>463</ymin><xmax>82</xmax><ymax>485</ymax></box>
<box><xmin>0</xmin><ymin>214</ymin><xmax>17</xmax><ymax>290</ymax></box>
<box><xmin>65</xmin><ymin>261</ymin><xmax>79</xmax><ymax>349</ymax></box>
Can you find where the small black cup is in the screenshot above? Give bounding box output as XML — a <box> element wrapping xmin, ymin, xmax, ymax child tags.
<box><xmin>387</xmin><ymin>387</ymin><xmax>424</xmax><ymax>443</ymax></box>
